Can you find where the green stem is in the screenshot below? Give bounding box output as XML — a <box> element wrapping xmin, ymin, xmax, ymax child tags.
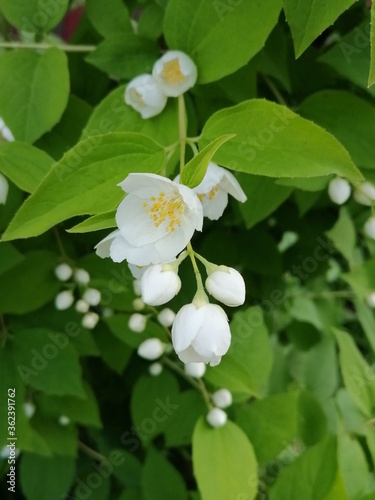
<box><xmin>187</xmin><ymin>242</ymin><xmax>208</xmax><ymax>302</ymax></box>
<box><xmin>187</xmin><ymin>141</ymin><xmax>199</xmax><ymax>156</ymax></box>
<box><xmin>78</xmin><ymin>441</ymin><xmax>107</xmax><ymax>463</ymax></box>
<box><xmin>178</xmin><ymin>94</ymin><xmax>187</xmax><ymax>175</ymax></box>
<box><xmin>0</xmin><ymin>42</ymin><xmax>96</xmax><ymax>52</ymax></box>
<box><xmin>262</xmin><ymin>74</ymin><xmax>288</xmax><ymax>107</ymax></box>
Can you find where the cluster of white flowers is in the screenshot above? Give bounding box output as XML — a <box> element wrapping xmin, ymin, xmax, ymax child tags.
<box><xmin>0</xmin><ymin>117</ymin><xmax>15</xmax><ymax>206</ymax></box>
<box><xmin>206</xmin><ymin>388</ymin><xmax>233</xmax><ymax>428</ymax></box>
<box><xmin>125</xmin><ymin>51</ymin><xmax>198</xmax><ymax>118</ymax></box>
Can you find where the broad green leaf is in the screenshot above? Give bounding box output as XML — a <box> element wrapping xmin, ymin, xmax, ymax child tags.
<box><xmin>338</xmin><ymin>433</ymin><xmax>371</xmax><ymax>499</ymax></box>
<box><xmin>334</xmin><ymin>328</ymin><xmax>375</xmax><ymax>417</ymax></box>
<box><xmin>2</xmin><ymin>133</ymin><xmax>165</xmax><ymax>241</ymax></box>
<box><xmin>0</xmin><ymin>49</ymin><xmax>70</xmax><ymax>143</ymax></box>
<box><xmin>269</xmin><ymin>435</ymin><xmax>337</xmax><ymax>500</ymax></box>
<box><xmin>20</xmin><ymin>454</ymin><xmax>75</xmax><ymax>500</ymax></box>
<box><xmin>199</xmin><ymin>100</ymin><xmax>363</xmax><ymax>181</ymax></box>
<box><xmin>164</xmin><ymin>0</ymin><xmax>281</xmax><ymax>84</ymax></box>
<box><xmin>193</xmin><ymin>418</ymin><xmax>258</xmax><ymax>500</ymax></box>
<box><xmin>277</xmin><ymin>176</ymin><xmax>329</xmax><ymax>191</ymax></box>
<box><xmin>204</xmin><ymin>307</ymin><xmax>273</xmax><ymax>398</ymax></box>
<box><xmin>68</xmin><ymin>211</ymin><xmax>116</xmax><ymax>233</ymax></box>
<box><xmin>180</xmin><ymin>134</ymin><xmax>235</xmax><ymax>188</ymax></box>
<box><xmin>138</xmin><ymin>4</ymin><xmax>164</xmax><ymax>40</ymax></box>
<box><xmin>86</xmin><ymin>34</ymin><xmax>158</xmax><ymax>80</ymax></box>
<box><xmin>300</xmin><ymin>90</ymin><xmax>375</xmax><ymax>170</ymax></box>
<box><xmin>0</xmin><ymin>0</ymin><xmax>69</xmax><ymax>33</ymax></box>
<box><xmin>236</xmin><ymin>392</ymin><xmax>299</xmax><ymax>464</ymax></box>
<box><xmin>282</xmin><ymin>0</ymin><xmax>357</xmax><ymax>57</ymax></box>
<box><xmin>298</xmin><ymin>390</ymin><xmax>327</xmax><ymax>446</ymax></box>
<box><xmin>326</xmin><ymin>207</ymin><xmax>357</xmax><ymax>264</ymax></box>
<box><xmin>92</xmin><ymin>323</ymin><xmax>133</xmax><ymax>374</ymax></box>
<box><xmin>142</xmin><ymin>447</ymin><xmax>188</xmax><ymax>500</ymax></box>
<box><xmin>342</xmin><ymin>258</ymin><xmax>375</xmax><ymax>300</ymax></box>
<box><xmin>86</xmin><ymin>0</ymin><xmax>132</xmax><ymax>37</ymax></box>
<box><xmin>30</xmin><ymin>413</ymin><xmax>78</xmax><ymax>456</ymax></box>
<box><xmin>304</xmin><ymin>339</ymin><xmax>339</xmax><ymax>400</ymax></box>
<box><xmin>0</xmin><ymin>242</ymin><xmax>24</xmax><ymax>275</ymax></box>
<box><xmin>354</xmin><ymin>298</ymin><xmax>375</xmax><ymax>353</ymax></box>
<box><xmin>370</xmin><ymin>1</ymin><xmax>375</xmax><ymax>86</ymax></box>
<box><xmin>0</xmin><ymin>251</ymin><xmax>60</xmax><ymax>314</ymax></box>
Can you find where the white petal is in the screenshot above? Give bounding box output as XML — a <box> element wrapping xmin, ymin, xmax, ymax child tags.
<box><xmin>201</xmin><ymin>188</ymin><xmax>228</xmax><ymax>220</ymax></box>
<box><xmin>118</xmin><ymin>173</ymin><xmax>176</xmax><ymax>197</ymax></box>
<box><xmin>177</xmin><ymin>345</ymin><xmax>211</xmax><ymax>364</ymax></box>
<box><xmin>172</xmin><ymin>304</ymin><xmax>201</xmax><ymax>352</ymax></box>
<box><xmin>192</xmin><ymin>306</ymin><xmax>231</xmax><ymax>358</ymax></box>
<box><xmin>95</xmin><ymin>230</ymin><xmax>120</xmax><ymax>258</ymax></box>
<box><xmin>111</xmin><ymin>234</ymin><xmax>161</xmax><ymax>265</ymax></box>
<box><xmin>124</xmin><ymin>74</ymin><xmax>167</xmax><ymax>119</ymax></box>
<box><xmin>0</xmin><ymin>173</ymin><xmax>9</xmax><ymax>205</ymax></box>
<box><xmin>2</xmin><ymin>125</ymin><xmax>14</xmax><ymax>142</ymax></box>
<box><xmin>221</xmin><ymin>169</ymin><xmax>247</xmax><ymax>202</ymax></box>
<box><xmin>152</xmin><ymin>50</ymin><xmax>197</xmax><ymax>97</ymax></box>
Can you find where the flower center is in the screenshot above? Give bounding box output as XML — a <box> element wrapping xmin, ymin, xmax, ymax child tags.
<box><xmin>162</xmin><ymin>59</ymin><xmax>185</xmax><ymax>85</ymax></box>
<box><xmin>143</xmin><ymin>192</ymin><xmax>184</xmax><ymax>232</ymax></box>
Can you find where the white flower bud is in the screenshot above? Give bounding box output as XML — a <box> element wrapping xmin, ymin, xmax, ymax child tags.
<box><xmin>328</xmin><ymin>177</ymin><xmax>351</xmax><ymax>205</ymax></box>
<box><xmin>153</xmin><ymin>51</ymin><xmax>198</xmax><ymax>97</ymax></box>
<box><xmin>23</xmin><ymin>402</ymin><xmax>36</xmax><ymax>419</ymax></box>
<box><xmin>125</xmin><ymin>74</ymin><xmax>167</xmax><ymax>119</ymax></box>
<box><xmin>149</xmin><ymin>362</ymin><xmax>163</xmax><ymax>376</ymax></box>
<box><xmin>133</xmin><ymin>298</ymin><xmax>145</xmax><ymax>311</ymax></box>
<box><xmin>0</xmin><ymin>173</ymin><xmax>9</xmax><ymax>205</ymax></box>
<box><xmin>81</xmin><ymin>312</ymin><xmax>100</xmax><ymax>330</ymax></box>
<box><xmin>141</xmin><ymin>264</ymin><xmax>181</xmax><ymax>306</ymax></box>
<box><xmin>137</xmin><ymin>338</ymin><xmax>165</xmax><ymax>360</ymax></box>
<box><xmin>157</xmin><ymin>308</ymin><xmax>176</xmax><ymax>328</ymax></box>
<box><xmin>206</xmin><ymin>407</ymin><xmax>227</xmax><ymax>428</ymax></box>
<box><xmin>74</xmin><ymin>268</ymin><xmax>90</xmax><ymax>285</ymax></box>
<box><xmin>206</xmin><ymin>266</ymin><xmax>245</xmax><ymax>307</ymax></box>
<box><xmin>364</xmin><ymin>217</ymin><xmax>375</xmax><ymax>240</ymax></box>
<box><xmin>75</xmin><ymin>299</ymin><xmax>90</xmax><ymax>314</ymax></box>
<box><xmin>0</xmin><ymin>118</ymin><xmax>14</xmax><ymax>142</ymax></box>
<box><xmin>366</xmin><ymin>292</ymin><xmax>375</xmax><ymax>308</ymax></box>
<box><xmin>0</xmin><ymin>446</ymin><xmax>19</xmax><ymax>459</ymax></box>
<box><xmin>184</xmin><ymin>362</ymin><xmax>206</xmax><ymax>378</ymax></box>
<box><xmin>353</xmin><ymin>182</ymin><xmax>375</xmax><ymax>206</ymax></box>
<box><xmin>55</xmin><ymin>290</ymin><xmax>74</xmax><ymax>310</ymax></box>
<box><xmin>58</xmin><ymin>415</ymin><xmax>70</xmax><ymax>426</ymax></box>
<box><xmin>212</xmin><ymin>388</ymin><xmax>233</xmax><ymax>409</ymax></box>
<box><xmin>133</xmin><ymin>279</ymin><xmax>142</xmax><ymax>296</ymax></box>
<box><xmin>82</xmin><ymin>288</ymin><xmax>101</xmax><ymax>306</ymax></box>
<box><xmin>128</xmin><ymin>313</ymin><xmax>147</xmax><ymax>333</ymax></box>
<box><xmin>54</xmin><ymin>263</ymin><xmax>73</xmax><ymax>281</ymax></box>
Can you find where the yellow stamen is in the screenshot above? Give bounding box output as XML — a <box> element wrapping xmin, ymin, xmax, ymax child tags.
<box><xmin>162</xmin><ymin>59</ymin><xmax>185</xmax><ymax>85</ymax></box>
<box><xmin>143</xmin><ymin>191</ymin><xmax>185</xmax><ymax>233</ymax></box>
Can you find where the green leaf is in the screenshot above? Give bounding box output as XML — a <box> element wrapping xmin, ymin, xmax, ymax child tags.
<box><xmin>142</xmin><ymin>447</ymin><xmax>188</xmax><ymax>500</ymax></box>
<box><xmin>269</xmin><ymin>435</ymin><xmax>337</xmax><ymax>500</ymax></box>
<box><xmin>193</xmin><ymin>418</ymin><xmax>258</xmax><ymax>500</ymax></box>
<box><xmin>20</xmin><ymin>454</ymin><xmax>75</xmax><ymax>500</ymax></box>
<box><xmin>334</xmin><ymin>328</ymin><xmax>375</xmax><ymax>417</ymax></box>
<box><xmin>2</xmin><ymin>133</ymin><xmax>165</xmax><ymax>241</ymax></box>
<box><xmin>30</xmin><ymin>413</ymin><xmax>78</xmax><ymax>456</ymax></box>
<box><xmin>0</xmin><ymin>251</ymin><xmax>60</xmax><ymax>314</ymax></box>
<box><xmin>13</xmin><ymin>328</ymin><xmax>85</xmax><ymax>398</ymax></box>
<box><xmin>204</xmin><ymin>307</ymin><xmax>273</xmax><ymax>399</ymax></box>
<box><xmin>354</xmin><ymin>298</ymin><xmax>375</xmax><ymax>353</ymax></box>
<box><xmin>0</xmin><ymin>49</ymin><xmax>70</xmax><ymax>143</ymax></box>
<box><xmin>338</xmin><ymin>433</ymin><xmax>371</xmax><ymax>499</ymax></box>
<box><xmin>0</xmin><ymin>242</ymin><xmax>24</xmax><ymax>275</ymax></box>
<box><xmin>181</xmin><ymin>134</ymin><xmax>235</xmax><ymax>188</ymax></box>
<box><xmin>92</xmin><ymin>323</ymin><xmax>133</xmax><ymax>374</ymax></box>
<box><xmin>0</xmin><ymin>0</ymin><xmax>69</xmax><ymax>33</ymax></box>
<box><xmin>298</xmin><ymin>390</ymin><xmax>327</xmax><ymax>446</ymax></box>
<box><xmin>199</xmin><ymin>100</ymin><xmax>363</xmax><ymax>181</ymax></box>
<box><xmin>86</xmin><ymin>0</ymin><xmax>132</xmax><ymax>37</ymax></box>
<box><xmin>370</xmin><ymin>1</ymin><xmax>375</xmax><ymax>86</ymax></box>
<box><xmin>300</xmin><ymin>90</ymin><xmax>375</xmax><ymax>170</ymax></box>
<box><xmin>86</xmin><ymin>34</ymin><xmax>158</xmax><ymax>80</ymax></box>
<box><xmin>68</xmin><ymin>211</ymin><xmax>116</xmax><ymax>233</ymax></box>
<box><xmin>164</xmin><ymin>0</ymin><xmax>281</xmax><ymax>84</ymax></box>
<box><xmin>303</xmin><ymin>339</ymin><xmax>339</xmax><ymax>400</ymax></box>
<box><xmin>138</xmin><ymin>4</ymin><xmax>164</xmax><ymax>40</ymax></box>
<box><xmin>105</xmin><ymin>315</ymin><xmax>166</xmax><ymax>348</ymax></box>
<box><xmin>342</xmin><ymin>258</ymin><xmax>375</xmax><ymax>300</ymax></box>
<box><xmin>282</xmin><ymin>0</ymin><xmax>357</xmax><ymax>57</ymax></box>
<box><xmin>326</xmin><ymin>207</ymin><xmax>357</xmax><ymax>264</ymax></box>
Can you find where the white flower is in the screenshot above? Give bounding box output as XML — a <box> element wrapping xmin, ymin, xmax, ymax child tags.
<box><xmin>364</xmin><ymin>217</ymin><xmax>375</xmax><ymax>240</ymax></box>
<box><xmin>0</xmin><ymin>173</ymin><xmax>9</xmax><ymax>205</ymax></box>
<box><xmin>133</xmin><ymin>298</ymin><xmax>145</xmax><ymax>311</ymax></box>
<box><xmin>129</xmin><ymin>264</ymin><xmax>147</xmax><ymax>279</ymax></box>
<box><xmin>152</xmin><ymin>50</ymin><xmax>197</xmax><ymax>97</ymax></box>
<box><xmin>141</xmin><ymin>263</ymin><xmax>181</xmax><ymax>306</ymax></box>
<box><xmin>206</xmin><ymin>266</ymin><xmax>245</xmax><ymax>307</ymax></box>
<box><xmin>206</xmin><ymin>407</ymin><xmax>227</xmax><ymax>428</ymax></box>
<box><xmin>54</xmin><ymin>263</ymin><xmax>73</xmax><ymax>281</ymax></box>
<box><xmin>137</xmin><ymin>338</ymin><xmax>165</xmax><ymax>360</ymax></box>
<box><xmin>81</xmin><ymin>312</ymin><xmax>100</xmax><ymax>329</ymax></box>
<box><xmin>184</xmin><ymin>362</ymin><xmax>206</xmax><ymax>378</ymax></box>
<box><xmin>366</xmin><ymin>292</ymin><xmax>375</xmax><ymax>308</ymax></box>
<box><xmin>55</xmin><ymin>290</ymin><xmax>74</xmax><ymax>310</ymax></box>
<box><xmin>149</xmin><ymin>362</ymin><xmax>163</xmax><ymax>376</ymax></box>
<box><xmin>75</xmin><ymin>299</ymin><xmax>90</xmax><ymax>314</ymax></box>
<box><xmin>353</xmin><ymin>182</ymin><xmax>375</xmax><ymax>206</ymax></box>
<box><xmin>172</xmin><ymin>302</ymin><xmax>231</xmax><ymax>366</ymax></box>
<box><xmin>58</xmin><ymin>415</ymin><xmax>70</xmax><ymax>426</ymax></box>
<box><xmin>82</xmin><ymin>288</ymin><xmax>101</xmax><ymax>306</ymax></box>
<box><xmin>328</xmin><ymin>177</ymin><xmax>351</xmax><ymax>205</ymax></box>
<box><xmin>128</xmin><ymin>313</ymin><xmax>147</xmax><ymax>333</ymax></box>
<box><xmin>157</xmin><ymin>308</ymin><xmax>176</xmax><ymax>328</ymax></box>
<box><xmin>95</xmin><ymin>173</ymin><xmax>203</xmax><ymax>266</ymax></box>
<box><xmin>74</xmin><ymin>268</ymin><xmax>90</xmax><ymax>285</ymax></box>
<box><xmin>212</xmin><ymin>388</ymin><xmax>233</xmax><ymax>409</ymax></box>
<box><xmin>23</xmin><ymin>402</ymin><xmax>36</xmax><ymax>419</ymax></box>
<box><xmin>0</xmin><ymin>117</ymin><xmax>14</xmax><ymax>142</ymax></box>
<box><xmin>125</xmin><ymin>74</ymin><xmax>167</xmax><ymax>119</ymax></box>
<box><xmin>175</xmin><ymin>163</ymin><xmax>247</xmax><ymax>220</ymax></box>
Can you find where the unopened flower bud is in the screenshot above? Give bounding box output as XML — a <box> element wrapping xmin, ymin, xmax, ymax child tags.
<box><xmin>366</xmin><ymin>292</ymin><xmax>375</xmax><ymax>308</ymax></box>
<box><xmin>353</xmin><ymin>182</ymin><xmax>375</xmax><ymax>206</ymax></box>
<box><xmin>0</xmin><ymin>117</ymin><xmax>14</xmax><ymax>142</ymax></box>
<box><xmin>184</xmin><ymin>362</ymin><xmax>206</xmax><ymax>378</ymax></box>
<box><xmin>81</xmin><ymin>312</ymin><xmax>99</xmax><ymax>330</ymax></box>
<box><xmin>149</xmin><ymin>362</ymin><xmax>163</xmax><ymax>376</ymax></box>
<box><xmin>23</xmin><ymin>402</ymin><xmax>36</xmax><ymax>419</ymax></box>
<box><xmin>137</xmin><ymin>338</ymin><xmax>165</xmax><ymax>360</ymax></box>
<box><xmin>55</xmin><ymin>290</ymin><xmax>74</xmax><ymax>310</ymax></box>
<box><xmin>153</xmin><ymin>51</ymin><xmax>198</xmax><ymax>97</ymax></box>
<box><xmin>128</xmin><ymin>313</ymin><xmax>147</xmax><ymax>333</ymax></box>
<box><xmin>125</xmin><ymin>74</ymin><xmax>167</xmax><ymax>119</ymax></box>
<box><xmin>74</xmin><ymin>268</ymin><xmax>90</xmax><ymax>285</ymax></box>
<box><xmin>0</xmin><ymin>173</ymin><xmax>9</xmax><ymax>205</ymax></box>
<box><xmin>83</xmin><ymin>288</ymin><xmax>101</xmax><ymax>306</ymax></box>
<box><xmin>206</xmin><ymin>407</ymin><xmax>227</xmax><ymax>428</ymax></box>
<box><xmin>328</xmin><ymin>177</ymin><xmax>351</xmax><ymax>205</ymax></box>
<box><xmin>54</xmin><ymin>263</ymin><xmax>73</xmax><ymax>281</ymax></box>
<box><xmin>206</xmin><ymin>266</ymin><xmax>245</xmax><ymax>307</ymax></box>
<box><xmin>141</xmin><ymin>264</ymin><xmax>181</xmax><ymax>306</ymax></box>
<box><xmin>364</xmin><ymin>217</ymin><xmax>375</xmax><ymax>240</ymax></box>
<box><xmin>212</xmin><ymin>388</ymin><xmax>233</xmax><ymax>409</ymax></box>
<box><xmin>75</xmin><ymin>299</ymin><xmax>90</xmax><ymax>314</ymax></box>
<box><xmin>133</xmin><ymin>298</ymin><xmax>145</xmax><ymax>311</ymax></box>
<box><xmin>58</xmin><ymin>415</ymin><xmax>70</xmax><ymax>426</ymax></box>
<box><xmin>157</xmin><ymin>308</ymin><xmax>176</xmax><ymax>328</ymax></box>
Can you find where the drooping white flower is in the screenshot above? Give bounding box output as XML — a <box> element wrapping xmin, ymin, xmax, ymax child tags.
<box><xmin>0</xmin><ymin>173</ymin><xmax>9</xmax><ymax>205</ymax></box>
<box><xmin>364</xmin><ymin>216</ymin><xmax>375</xmax><ymax>240</ymax></box>
<box><xmin>152</xmin><ymin>50</ymin><xmax>197</xmax><ymax>97</ymax></box>
<box><xmin>157</xmin><ymin>308</ymin><xmax>176</xmax><ymax>328</ymax></box>
<box><xmin>184</xmin><ymin>362</ymin><xmax>206</xmax><ymax>378</ymax></box>
<box><xmin>125</xmin><ymin>74</ymin><xmax>167</xmax><ymax>119</ymax></box>
<box><xmin>55</xmin><ymin>290</ymin><xmax>74</xmax><ymax>310</ymax></box>
<box><xmin>81</xmin><ymin>312</ymin><xmax>100</xmax><ymax>329</ymax></box>
<box><xmin>353</xmin><ymin>182</ymin><xmax>375</xmax><ymax>206</ymax></box>
<box><xmin>176</xmin><ymin>163</ymin><xmax>247</xmax><ymax>220</ymax></box>
<box><xmin>75</xmin><ymin>299</ymin><xmax>90</xmax><ymax>314</ymax></box>
<box><xmin>205</xmin><ymin>265</ymin><xmax>245</xmax><ymax>307</ymax></box>
<box><xmin>129</xmin><ymin>264</ymin><xmax>147</xmax><ymax>279</ymax></box>
<box><xmin>128</xmin><ymin>313</ymin><xmax>147</xmax><ymax>333</ymax></box>
<box><xmin>54</xmin><ymin>263</ymin><xmax>73</xmax><ymax>281</ymax></box>
<box><xmin>95</xmin><ymin>173</ymin><xmax>203</xmax><ymax>266</ymax></box>
<box><xmin>366</xmin><ymin>292</ymin><xmax>375</xmax><ymax>308</ymax></box>
<box><xmin>82</xmin><ymin>288</ymin><xmax>101</xmax><ymax>306</ymax></box>
<box><xmin>0</xmin><ymin>117</ymin><xmax>14</xmax><ymax>142</ymax></box>
<box><xmin>141</xmin><ymin>263</ymin><xmax>181</xmax><ymax>306</ymax></box>
<box><xmin>74</xmin><ymin>268</ymin><xmax>90</xmax><ymax>285</ymax></box>
<box><xmin>58</xmin><ymin>415</ymin><xmax>70</xmax><ymax>426</ymax></box>
<box><xmin>137</xmin><ymin>338</ymin><xmax>165</xmax><ymax>360</ymax></box>
<box><xmin>149</xmin><ymin>362</ymin><xmax>163</xmax><ymax>376</ymax></box>
<box><xmin>328</xmin><ymin>177</ymin><xmax>351</xmax><ymax>205</ymax></box>
<box><xmin>172</xmin><ymin>302</ymin><xmax>231</xmax><ymax>366</ymax></box>
<box><xmin>206</xmin><ymin>407</ymin><xmax>227</xmax><ymax>428</ymax></box>
<box><xmin>212</xmin><ymin>388</ymin><xmax>233</xmax><ymax>409</ymax></box>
